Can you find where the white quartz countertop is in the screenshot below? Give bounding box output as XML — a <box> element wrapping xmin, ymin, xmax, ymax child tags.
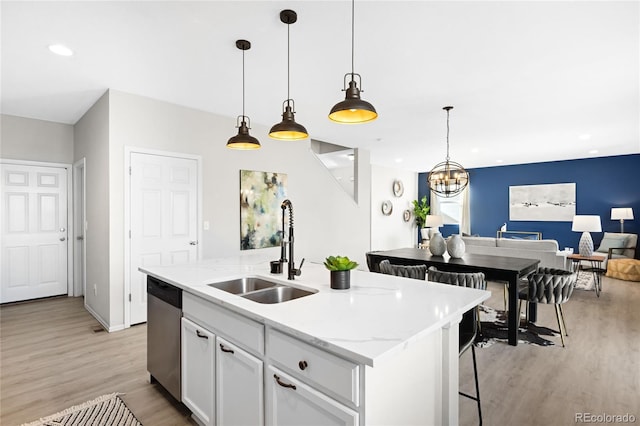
<box><xmin>140</xmin><ymin>255</ymin><xmax>491</xmax><ymax>367</ymax></box>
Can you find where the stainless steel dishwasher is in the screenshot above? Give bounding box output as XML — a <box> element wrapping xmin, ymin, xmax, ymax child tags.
<box><xmin>147</xmin><ymin>275</ymin><xmax>182</xmax><ymax>401</ymax></box>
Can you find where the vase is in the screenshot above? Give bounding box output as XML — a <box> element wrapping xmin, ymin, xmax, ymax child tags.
<box><xmin>429</xmin><ymin>232</ymin><xmax>446</xmax><ymax>256</ymax></box>
<box><xmin>330</xmin><ymin>270</ymin><xmax>351</xmax><ymax>290</ymax></box>
<box><xmin>447</xmin><ymin>234</ymin><xmax>466</xmax><ymax>258</ymax></box>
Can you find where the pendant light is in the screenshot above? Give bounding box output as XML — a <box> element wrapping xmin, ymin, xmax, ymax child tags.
<box><xmin>328</xmin><ymin>0</ymin><xmax>377</xmax><ymax>124</ymax></box>
<box><xmin>269</xmin><ymin>10</ymin><xmax>308</xmax><ymax>140</ymax></box>
<box><xmin>427</xmin><ymin>106</ymin><xmax>469</xmax><ymax>197</ymax></box>
<box><xmin>227</xmin><ymin>40</ymin><xmax>260</xmax><ymax>150</ymax></box>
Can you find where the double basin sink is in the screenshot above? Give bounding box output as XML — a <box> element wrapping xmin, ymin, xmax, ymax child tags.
<box><xmin>207</xmin><ymin>277</ymin><xmax>316</xmax><ymax>304</ymax></box>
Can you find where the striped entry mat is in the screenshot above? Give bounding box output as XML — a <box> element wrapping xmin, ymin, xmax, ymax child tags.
<box><xmin>21</xmin><ymin>393</ymin><xmax>142</xmax><ymax>426</ymax></box>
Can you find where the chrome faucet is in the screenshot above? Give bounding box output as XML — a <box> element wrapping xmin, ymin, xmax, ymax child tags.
<box><xmin>281</xmin><ymin>199</ymin><xmax>304</xmax><ymax>280</ymax></box>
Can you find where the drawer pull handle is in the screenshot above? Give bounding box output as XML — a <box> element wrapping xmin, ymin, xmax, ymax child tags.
<box><xmin>196</xmin><ymin>330</ymin><xmax>208</xmax><ymax>339</ymax></box>
<box><xmin>274</xmin><ymin>374</ymin><xmax>296</xmax><ymax>390</ymax></box>
<box><xmin>220</xmin><ymin>344</ymin><xmax>234</xmax><ymax>354</ymax></box>
<box><xmin>298</xmin><ymin>360</ymin><xmax>308</xmax><ymax>370</ymax></box>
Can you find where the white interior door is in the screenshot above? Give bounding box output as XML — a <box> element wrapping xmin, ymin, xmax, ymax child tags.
<box><xmin>129</xmin><ymin>152</ymin><xmax>198</xmax><ymax>324</ymax></box>
<box><xmin>1</xmin><ymin>164</ymin><xmax>68</xmax><ymax>303</ymax></box>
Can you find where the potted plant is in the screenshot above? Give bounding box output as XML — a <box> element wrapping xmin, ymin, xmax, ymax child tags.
<box><xmin>324</xmin><ymin>256</ymin><xmax>359</xmax><ymax>290</ymax></box>
<box><xmin>412</xmin><ymin>195</ymin><xmax>431</xmax><ymax>240</ymax></box>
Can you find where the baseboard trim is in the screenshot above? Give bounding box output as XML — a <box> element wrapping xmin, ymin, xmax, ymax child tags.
<box><xmin>84</xmin><ymin>302</ymin><xmax>125</xmax><ymax>332</ymax></box>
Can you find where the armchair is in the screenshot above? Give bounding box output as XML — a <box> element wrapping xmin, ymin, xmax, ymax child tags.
<box><xmin>591</xmin><ymin>232</ymin><xmax>637</xmax><ymax>270</ymax></box>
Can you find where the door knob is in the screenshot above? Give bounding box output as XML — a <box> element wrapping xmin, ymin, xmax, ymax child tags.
<box><xmin>60</xmin><ymin>237</ymin><xmax>66</xmax><ymax>241</ymax></box>
<box><xmin>189</xmin><ymin>241</ymin><xmax>198</xmax><ymax>245</ymax></box>
<box><xmin>60</xmin><ymin>227</ymin><xmax>66</xmax><ymax>232</ymax></box>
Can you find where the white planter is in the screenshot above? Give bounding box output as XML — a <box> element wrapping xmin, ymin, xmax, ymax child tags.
<box><xmin>420</xmin><ymin>228</ymin><xmax>430</xmax><ymax>240</ymax></box>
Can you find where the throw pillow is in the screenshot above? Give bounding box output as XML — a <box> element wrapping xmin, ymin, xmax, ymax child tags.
<box><xmin>596</xmin><ymin>235</ymin><xmax>629</xmax><ymax>255</ymax></box>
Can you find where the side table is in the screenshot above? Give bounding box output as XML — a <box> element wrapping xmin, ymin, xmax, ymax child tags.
<box><xmin>567</xmin><ymin>253</ymin><xmax>606</xmax><ymax>297</ymax></box>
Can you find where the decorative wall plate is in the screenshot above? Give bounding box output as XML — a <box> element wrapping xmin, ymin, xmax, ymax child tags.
<box><xmin>382</xmin><ymin>200</ymin><xmax>393</xmax><ymax>216</ymax></box>
<box><xmin>392</xmin><ymin>180</ymin><xmax>404</xmax><ymax>197</ymax></box>
<box><xmin>403</xmin><ymin>209</ymin><xmax>411</xmax><ymax>222</ymax></box>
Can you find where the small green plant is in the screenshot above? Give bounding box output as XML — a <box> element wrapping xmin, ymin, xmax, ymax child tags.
<box><xmin>412</xmin><ymin>195</ymin><xmax>430</xmax><ymax>228</ymax></box>
<box><xmin>324</xmin><ymin>256</ymin><xmax>359</xmax><ymax>271</ymax></box>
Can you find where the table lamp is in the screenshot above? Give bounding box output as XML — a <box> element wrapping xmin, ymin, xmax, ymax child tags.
<box><xmin>611</xmin><ymin>208</ymin><xmax>634</xmax><ymax>233</ymax></box>
<box><xmin>571</xmin><ymin>215</ymin><xmax>602</xmax><ymax>257</ymax></box>
<box><xmin>424</xmin><ymin>215</ymin><xmax>444</xmax><ymax>240</ymax></box>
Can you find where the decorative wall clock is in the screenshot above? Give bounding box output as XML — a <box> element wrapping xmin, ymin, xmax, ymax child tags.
<box><xmin>382</xmin><ymin>200</ymin><xmax>393</xmax><ymax>216</ymax></box>
<box><xmin>392</xmin><ymin>180</ymin><xmax>404</xmax><ymax>197</ymax></box>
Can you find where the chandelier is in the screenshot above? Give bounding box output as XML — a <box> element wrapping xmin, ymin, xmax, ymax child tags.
<box><xmin>427</xmin><ymin>106</ymin><xmax>469</xmax><ymax>197</ymax></box>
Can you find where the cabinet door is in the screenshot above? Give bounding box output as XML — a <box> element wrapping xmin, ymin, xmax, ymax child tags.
<box><xmin>182</xmin><ymin>318</ymin><xmax>215</xmax><ymax>426</ymax></box>
<box><xmin>266</xmin><ymin>366</ymin><xmax>358</xmax><ymax>426</ymax></box>
<box><xmin>216</xmin><ymin>336</ymin><xmax>264</xmax><ymax>426</ymax></box>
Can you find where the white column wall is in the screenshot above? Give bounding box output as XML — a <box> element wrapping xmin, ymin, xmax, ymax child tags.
<box><xmin>370</xmin><ymin>165</ymin><xmax>418</xmax><ymax>252</ymax></box>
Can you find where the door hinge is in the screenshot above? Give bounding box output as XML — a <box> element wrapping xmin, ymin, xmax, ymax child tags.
<box><xmin>129</xmin><ymin>293</ymin><xmax>132</xmax><ymax>302</ymax></box>
<box><xmin>129</xmin><ymin>166</ymin><xmax>132</xmax><ymax>175</ymax></box>
<box><xmin>129</xmin><ymin>230</ymin><xmax>131</xmax><ymax>238</ymax></box>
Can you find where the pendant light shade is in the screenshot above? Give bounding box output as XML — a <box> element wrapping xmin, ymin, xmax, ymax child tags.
<box><xmin>428</xmin><ymin>106</ymin><xmax>469</xmax><ymax>197</ymax></box>
<box><xmin>329</xmin><ymin>0</ymin><xmax>377</xmax><ymax>124</ymax></box>
<box><xmin>227</xmin><ymin>39</ymin><xmax>260</xmax><ymax>150</ymax></box>
<box><xmin>269</xmin><ymin>10</ymin><xmax>308</xmax><ymax>140</ymax></box>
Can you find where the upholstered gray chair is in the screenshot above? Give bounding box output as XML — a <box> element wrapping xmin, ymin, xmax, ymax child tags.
<box><xmin>378</xmin><ymin>259</ymin><xmax>427</xmax><ymax>280</ymax></box>
<box><xmin>517</xmin><ymin>267</ymin><xmax>577</xmax><ymax>347</ymax></box>
<box><xmin>427</xmin><ymin>266</ymin><xmax>484</xmax><ymax>425</ymax></box>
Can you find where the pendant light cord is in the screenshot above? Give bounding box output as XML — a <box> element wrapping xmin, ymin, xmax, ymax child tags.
<box><xmin>287</xmin><ymin>21</ymin><xmax>291</xmax><ymax>103</ymax></box>
<box><xmin>351</xmin><ymin>0</ymin><xmax>355</xmax><ymax>79</ymax></box>
<box><xmin>242</xmin><ymin>48</ymin><xmax>246</xmax><ymax>118</ymax></box>
<box><xmin>445</xmin><ymin>108</ymin><xmax>450</xmax><ymax>162</ymax></box>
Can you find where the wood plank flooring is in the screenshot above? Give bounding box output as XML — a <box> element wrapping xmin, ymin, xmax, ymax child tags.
<box><xmin>1</xmin><ymin>275</ymin><xmax>639</xmax><ymax>425</ymax></box>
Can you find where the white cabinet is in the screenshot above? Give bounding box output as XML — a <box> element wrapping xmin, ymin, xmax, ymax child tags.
<box><xmin>182</xmin><ymin>293</ymin><xmax>265</xmax><ymax>426</ymax></box>
<box><xmin>266</xmin><ymin>329</ymin><xmax>359</xmax><ymax>426</ymax></box>
<box><xmin>181</xmin><ymin>317</ymin><xmax>215</xmax><ymax>426</ymax></box>
<box><xmin>216</xmin><ymin>336</ymin><xmax>263</xmax><ymax>426</ymax></box>
<box><xmin>266</xmin><ymin>366</ymin><xmax>358</xmax><ymax>426</ymax></box>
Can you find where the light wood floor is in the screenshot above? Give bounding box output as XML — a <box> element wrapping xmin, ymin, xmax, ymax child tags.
<box><xmin>1</xmin><ymin>275</ymin><xmax>639</xmax><ymax>425</ymax></box>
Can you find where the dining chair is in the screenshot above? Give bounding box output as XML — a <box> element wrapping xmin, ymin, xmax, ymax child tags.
<box><xmin>378</xmin><ymin>259</ymin><xmax>427</xmax><ymax>280</ymax></box>
<box><xmin>427</xmin><ymin>267</ymin><xmax>484</xmax><ymax>425</ymax></box>
<box><xmin>517</xmin><ymin>267</ymin><xmax>577</xmax><ymax>347</ymax></box>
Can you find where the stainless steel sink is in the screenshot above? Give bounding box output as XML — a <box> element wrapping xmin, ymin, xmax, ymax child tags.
<box><xmin>207</xmin><ymin>277</ymin><xmax>278</xmax><ymax>294</ymax></box>
<box><xmin>241</xmin><ymin>286</ymin><xmax>316</xmax><ymax>304</ymax></box>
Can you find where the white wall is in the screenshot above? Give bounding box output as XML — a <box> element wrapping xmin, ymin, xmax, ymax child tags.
<box><xmin>370</xmin><ymin>165</ymin><xmax>418</xmax><ymax>251</ymax></box>
<box><xmin>0</xmin><ymin>114</ymin><xmax>74</xmax><ymax>163</ymax></box>
<box><xmin>103</xmin><ymin>90</ymin><xmax>371</xmax><ymax>329</ymax></box>
<box><xmin>73</xmin><ymin>92</ymin><xmax>111</xmax><ymax>327</ymax></box>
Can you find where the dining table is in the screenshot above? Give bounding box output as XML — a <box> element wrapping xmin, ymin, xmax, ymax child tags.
<box><xmin>367</xmin><ymin>248</ymin><xmax>541</xmax><ymax>346</ymax></box>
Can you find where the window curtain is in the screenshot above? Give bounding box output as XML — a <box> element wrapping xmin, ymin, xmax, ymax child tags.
<box><xmin>460</xmin><ymin>186</ymin><xmax>471</xmax><ymax>235</ymax></box>
<box><xmin>430</xmin><ymin>187</ymin><xmax>471</xmax><ymax>235</ymax></box>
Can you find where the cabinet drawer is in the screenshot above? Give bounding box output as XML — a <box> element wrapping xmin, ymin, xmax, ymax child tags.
<box><xmin>267</xmin><ymin>329</ymin><xmax>360</xmax><ymax>407</ymax></box>
<box><xmin>184</xmin><ymin>293</ymin><xmax>264</xmax><ymax>355</ymax></box>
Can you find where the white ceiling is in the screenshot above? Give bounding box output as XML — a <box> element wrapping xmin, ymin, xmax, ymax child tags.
<box><xmin>2</xmin><ymin>1</ymin><xmax>638</xmax><ymax>172</ymax></box>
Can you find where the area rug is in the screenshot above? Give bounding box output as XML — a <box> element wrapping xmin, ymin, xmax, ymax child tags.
<box><xmin>475</xmin><ymin>305</ymin><xmax>559</xmax><ymax>348</ymax></box>
<box><xmin>574</xmin><ymin>272</ymin><xmax>595</xmax><ymax>291</ymax></box>
<box><xmin>20</xmin><ymin>393</ymin><xmax>142</xmax><ymax>426</ymax></box>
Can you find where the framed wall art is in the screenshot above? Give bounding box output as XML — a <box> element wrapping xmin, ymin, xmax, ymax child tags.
<box><xmin>509</xmin><ymin>183</ymin><xmax>575</xmax><ymax>222</ymax></box>
<box><xmin>240</xmin><ymin>170</ymin><xmax>288</xmax><ymax>250</ymax></box>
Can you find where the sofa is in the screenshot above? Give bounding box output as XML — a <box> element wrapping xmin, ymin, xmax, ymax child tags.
<box><xmin>461</xmin><ymin>236</ymin><xmax>568</xmax><ymax>270</ymax></box>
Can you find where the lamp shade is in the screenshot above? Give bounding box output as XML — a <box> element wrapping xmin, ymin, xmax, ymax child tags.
<box><xmin>571</xmin><ymin>215</ymin><xmax>602</xmax><ymax>232</ymax></box>
<box><xmin>424</xmin><ymin>215</ymin><xmax>444</xmax><ymax>228</ymax></box>
<box><xmin>611</xmin><ymin>208</ymin><xmax>634</xmax><ymax>221</ymax></box>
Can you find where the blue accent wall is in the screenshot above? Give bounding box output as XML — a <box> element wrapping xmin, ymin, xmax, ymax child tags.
<box><xmin>419</xmin><ymin>154</ymin><xmax>640</xmax><ymax>257</ymax></box>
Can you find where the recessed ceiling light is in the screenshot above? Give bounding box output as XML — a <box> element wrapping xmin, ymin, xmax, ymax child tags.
<box><xmin>589</xmin><ymin>149</ymin><xmax>598</xmax><ymax>154</ymax></box>
<box><xmin>395</xmin><ymin>158</ymin><xmax>403</xmax><ymax>163</ymax></box>
<box><xmin>471</xmin><ymin>148</ymin><xmax>479</xmax><ymax>153</ymax></box>
<box><xmin>48</xmin><ymin>44</ymin><xmax>74</xmax><ymax>56</ymax></box>
<box><xmin>496</xmin><ymin>159</ymin><xmax>504</xmax><ymax>163</ymax></box>
<box><xmin>579</xmin><ymin>134</ymin><xmax>592</xmax><ymax>140</ymax></box>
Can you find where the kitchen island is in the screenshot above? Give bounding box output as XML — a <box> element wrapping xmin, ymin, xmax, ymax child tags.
<box><xmin>141</xmin><ymin>255</ymin><xmax>490</xmax><ymax>426</ymax></box>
